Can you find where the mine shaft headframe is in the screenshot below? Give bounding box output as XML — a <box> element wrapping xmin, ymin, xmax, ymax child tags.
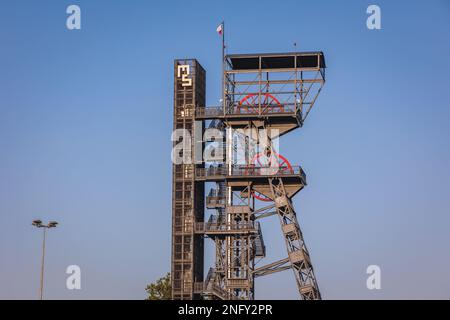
<box><xmin>223</xmin><ymin>51</ymin><xmax>326</xmax><ymax>124</ymax></box>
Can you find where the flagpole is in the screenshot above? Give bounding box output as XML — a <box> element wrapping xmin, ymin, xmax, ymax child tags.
<box><xmin>222</xmin><ymin>21</ymin><xmax>225</xmax><ymax>66</ymax></box>
<box><xmin>221</xmin><ymin>21</ymin><xmax>225</xmax><ymax>111</ymax></box>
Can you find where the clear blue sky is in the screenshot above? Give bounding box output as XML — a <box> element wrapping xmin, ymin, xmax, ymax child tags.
<box><xmin>1</xmin><ymin>0</ymin><xmax>450</xmax><ymax>299</ymax></box>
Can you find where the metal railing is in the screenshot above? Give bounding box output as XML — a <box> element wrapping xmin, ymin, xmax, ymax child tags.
<box><xmin>196</xmin><ymin>221</ymin><xmax>258</xmax><ymax>234</ymax></box>
<box><xmin>198</xmin><ymin>268</ymin><xmax>231</xmax><ymax>300</ymax></box>
<box><xmin>206</xmin><ymin>189</ymin><xmax>226</xmax><ymax>208</ymax></box>
<box><xmin>196</xmin><ymin>106</ymin><xmax>223</xmax><ymax>118</ymax></box>
<box><xmin>197</xmin><ymin>165</ymin><xmax>306</xmax><ymax>182</ymax></box>
<box><xmin>196</xmin><ymin>103</ymin><xmax>297</xmax><ymax>118</ymax></box>
<box><xmin>254</xmin><ymin>222</ymin><xmax>266</xmax><ymax>257</ymax></box>
<box><xmin>206</xmin><ymin>196</ymin><xmax>226</xmax><ymax>208</ymax></box>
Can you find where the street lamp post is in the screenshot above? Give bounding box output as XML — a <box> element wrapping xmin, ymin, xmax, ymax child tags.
<box><xmin>32</xmin><ymin>220</ymin><xmax>58</xmax><ymax>300</ymax></box>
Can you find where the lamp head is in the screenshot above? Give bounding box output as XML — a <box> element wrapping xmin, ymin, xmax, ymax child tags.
<box><xmin>32</xmin><ymin>220</ymin><xmax>42</xmax><ymax>227</ymax></box>
<box><xmin>48</xmin><ymin>221</ymin><xmax>58</xmax><ymax>228</ymax></box>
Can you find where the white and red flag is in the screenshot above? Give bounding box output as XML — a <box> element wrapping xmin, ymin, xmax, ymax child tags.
<box><xmin>216</xmin><ymin>23</ymin><xmax>223</xmax><ymax>35</ymax></box>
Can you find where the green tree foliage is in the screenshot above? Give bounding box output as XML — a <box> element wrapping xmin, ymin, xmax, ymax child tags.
<box><xmin>145</xmin><ymin>272</ymin><xmax>171</xmax><ymax>300</ymax></box>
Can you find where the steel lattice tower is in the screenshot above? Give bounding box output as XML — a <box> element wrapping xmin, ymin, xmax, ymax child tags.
<box><xmin>171</xmin><ymin>52</ymin><xmax>326</xmax><ymax>300</ymax></box>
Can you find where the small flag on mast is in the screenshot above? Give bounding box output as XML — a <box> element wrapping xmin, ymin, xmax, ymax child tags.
<box><xmin>216</xmin><ymin>23</ymin><xmax>223</xmax><ymax>35</ymax></box>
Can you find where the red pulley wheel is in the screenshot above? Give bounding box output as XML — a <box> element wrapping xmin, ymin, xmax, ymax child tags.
<box><xmin>250</xmin><ymin>151</ymin><xmax>293</xmax><ymax>202</ymax></box>
<box><xmin>238</xmin><ymin>93</ymin><xmax>284</xmax><ymax>114</ymax></box>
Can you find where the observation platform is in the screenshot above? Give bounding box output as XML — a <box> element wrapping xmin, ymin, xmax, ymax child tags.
<box><xmin>196</xmin><ymin>165</ymin><xmax>306</xmax><ymax>184</ymax></box>
<box><xmin>196</xmin><ymin>165</ymin><xmax>307</xmax><ymax>200</ymax></box>
<box><xmin>226</xmin><ymin>51</ymin><xmax>326</xmax><ymax>71</ymax></box>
